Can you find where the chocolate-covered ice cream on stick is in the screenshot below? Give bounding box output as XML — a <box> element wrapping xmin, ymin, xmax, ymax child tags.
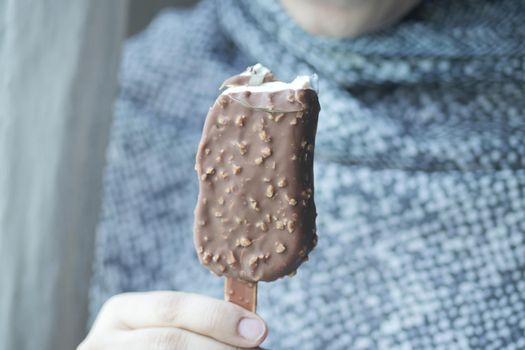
<box><xmin>194</xmin><ymin>64</ymin><xmax>320</xmax><ymax>312</ymax></box>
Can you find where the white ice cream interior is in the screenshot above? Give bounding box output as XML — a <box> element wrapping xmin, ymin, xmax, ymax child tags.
<box><xmin>223</xmin><ymin>63</ymin><xmax>313</xmax><ymax>94</ymax></box>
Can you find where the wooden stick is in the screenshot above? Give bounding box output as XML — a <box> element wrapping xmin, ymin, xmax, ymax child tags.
<box><xmin>225</xmin><ymin>277</ymin><xmax>257</xmax><ymax>312</ymax></box>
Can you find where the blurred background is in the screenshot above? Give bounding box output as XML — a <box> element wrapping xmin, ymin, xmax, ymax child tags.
<box><xmin>0</xmin><ymin>1</ymin><xmax>195</xmax><ymax>350</ymax></box>
<box><xmin>127</xmin><ymin>0</ymin><xmax>198</xmax><ymax>37</ymax></box>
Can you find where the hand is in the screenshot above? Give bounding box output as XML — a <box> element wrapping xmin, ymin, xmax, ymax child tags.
<box><xmin>78</xmin><ymin>291</ymin><xmax>268</xmax><ymax>350</ymax></box>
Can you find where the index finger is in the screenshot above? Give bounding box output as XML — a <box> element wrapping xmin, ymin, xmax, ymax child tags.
<box><xmin>99</xmin><ymin>291</ymin><xmax>268</xmax><ymax>348</ymax></box>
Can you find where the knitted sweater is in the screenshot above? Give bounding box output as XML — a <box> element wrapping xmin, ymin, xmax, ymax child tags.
<box><xmin>90</xmin><ymin>1</ymin><xmax>525</xmax><ymax>349</ymax></box>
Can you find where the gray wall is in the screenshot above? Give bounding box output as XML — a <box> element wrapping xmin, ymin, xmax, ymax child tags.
<box><xmin>0</xmin><ymin>1</ymin><xmax>202</xmax><ymax>349</ymax></box>
<box><xmin>0</xmin><ymin>1</ymin><xmax>127</xmax><ymax>350</ymax></box>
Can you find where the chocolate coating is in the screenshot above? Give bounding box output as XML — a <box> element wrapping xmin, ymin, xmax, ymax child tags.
<box><xmin>194</xmin><ymin>73</ymin><xmax>320</xmax><ymax>283</ymax></box>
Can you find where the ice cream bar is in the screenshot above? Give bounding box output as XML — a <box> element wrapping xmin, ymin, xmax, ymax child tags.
<box><xmin>194</xmin><ymin>64</ymin><xmax>320</xmax><ymax>311</ymax></box>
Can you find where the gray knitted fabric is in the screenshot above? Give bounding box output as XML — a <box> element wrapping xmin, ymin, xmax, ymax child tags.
<box><xmin>89</xmin><ymin>0</ymin><xmax>525</xmax><ymax>349</ymax></box>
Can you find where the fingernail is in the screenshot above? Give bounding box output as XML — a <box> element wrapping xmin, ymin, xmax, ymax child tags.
<box><xmin>238</xmin><ymin>318</ymin><xmax>265</xmax><ymax>341</ymax></box>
